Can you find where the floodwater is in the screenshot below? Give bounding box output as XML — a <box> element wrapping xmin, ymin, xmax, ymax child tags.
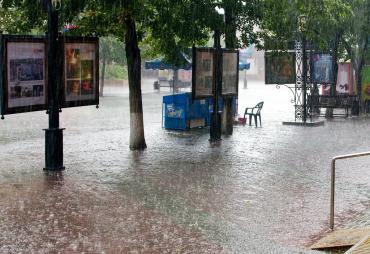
<box><xmin>1</xmin><ymin>78</ymin><xmax>370</xmax><ymax>253</ymax></box>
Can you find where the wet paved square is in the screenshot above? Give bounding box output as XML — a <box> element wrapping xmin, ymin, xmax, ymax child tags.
<box><xmin>1</xmin><ymin>79</ymin><xmax>370</xmax><ymax>253</ymax></box>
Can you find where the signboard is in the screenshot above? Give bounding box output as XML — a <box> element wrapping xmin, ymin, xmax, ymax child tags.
<box><xmin>192</xmin><ymin>47</ymin><xmax>215</xmax><ymax>99</ymax></box>
<box><xmin>63</xmin><ymin>37</ymin><xmax>99</xmax><ymax>108</ymax></box>
<box><xmin>222</xmin><ymin>50</ymin><xmax>239</xmax><ymax>96</ymax></box>
<box><xmin>361</xmin><ymin>66</ymin><xmax>370</xmax><ymax>101</ymax></box>
<box><xmin>1</xmin><ymin>35</ymin><xmax>47</xmax><ymax>115</ymax></box>
<box><xmin>322</xmin><ymin>63</ymin><xmax>353</xmax><ymax>95</ymax></box>
<box><xmin>265</xmin><ymin>52</ymin><xmax>296</xmax><ymax>84</ymax></box>
<box><xmin>310</xmin><ymin>54</ymin><xmax>334</xmax><ymax>84</ymax></box>
<box><xmin>336</xmin><ymin>63</ymin><xmax>353</xmax><ymax>94</ymax></box>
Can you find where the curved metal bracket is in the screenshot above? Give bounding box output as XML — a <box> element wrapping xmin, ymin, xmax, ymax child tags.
<box><xmin>276</xmin><ymin>84</ymin><xmax>296</xmax><ymax>104</ymax></box>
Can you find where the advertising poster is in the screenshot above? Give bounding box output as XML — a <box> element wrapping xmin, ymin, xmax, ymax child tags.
<box><xmin>192</xmin><ymin>48</ymin><xmax>214</xmax><ymax>98</ymax></box>
<box><xmin>3</xmin><ymin>40</ymin><xmax>47</xmax><ymax>114</ymax></box>
<box><xmin>222</xmin><ymin>50</ymin><xmax>238</xmax><ymax>96</ymax></box>
<box><xmin>310</xmin><ymin>54</ymin><xmax>334</xmax><ymax>84</ymax></box>
<box><xmin>64</xmin><ymin>38</ymin><xmax>99</xmax><ymax>107</ymax></box>
<box><xmin>265</xmin><ymin>52</ymin><xmax>296</xmax><ymax>84</ymax></box>
<box><xmin>336</xmin><ymin>63</ymin><xmax>352</xmax><ymax>94</ymax></box>
<box><xmin>361</xmin><ymin>66</ymin><xmax>370</xmax><ymax>101</ymax></box>
<box><xmin>321</xmin><ymin>84</ymin><xmax>331</xmax><ymax>95</ymax></box>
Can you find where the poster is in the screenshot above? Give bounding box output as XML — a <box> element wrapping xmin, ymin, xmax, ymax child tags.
<box><xmin>336</xmin><ymin>63</ymin><xmax>352</xmax><ymax>94</ymax></box>
<box><xmin>265</xmin><ymin>52</ymin><xmax>296</xmax><ymax>84</ymax></box>
<box><xmin>222</xmin><ymin>50</ymin><xmax>238</xmax><ymax>96</ymax></box>
<box><xmin>64</xmin><ymin>38</ymin><xmax>99</xmax><ymax>107</ymax></box>
<box><xmin>361</xmin><ymin>66</ymin><xmax>370</xmax><ymax>101</ymax></box>
<box><xmin>310</xmin><ymin>54</ymin><xmax>334</xmax><ymax>84</ymax></box>
<box><xmin>321</xmin><ymin>84</ymin><xmax>331</xmax><ymax>95</ymax></box>
<box><xmin>2</xmin><ymin>37</ymin><xmax>47</xmax><ymax>115</ymax></box>
<box><xmin>192</xmin><ymin>48</ymin><xmax>214</xmax><ymax>98</ymax></box>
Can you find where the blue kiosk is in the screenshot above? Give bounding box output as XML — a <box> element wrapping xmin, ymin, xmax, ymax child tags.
<box><xmin>145</xmin><ymin>56</ymin><xmax>249</xmax><ymax>130</ymax></box>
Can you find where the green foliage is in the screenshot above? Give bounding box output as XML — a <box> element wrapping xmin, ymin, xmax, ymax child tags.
<box><xmin>100</xmin><ymin>36</ymin><xmax>126</xmax><ymax>65</ymax></box>
<box><xmin>104</xmin><ymin>63</ymin><xmax>128</xmax><ymax>80</ymax></box>
<box><xmin>260</xmin><ymin>0</ymin><xmax>352</xmax><ymax>51</ymax></box>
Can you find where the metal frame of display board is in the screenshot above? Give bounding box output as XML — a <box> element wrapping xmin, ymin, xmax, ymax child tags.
<box><xmin>192</xmin><ymin>47</ymin><xmax>240</xmax><ymax>99</ymax></box>
<box><xmin>309</xmin><ymin>51</ymin><xmax>335</xmax><ymax>85</ymax></box>
<box><xmin>61</xmin><ymin>36</ymin><xmax>99</xmax><ymax>108</ymax></box>
<box><xmin>264</xmin><ymin>51</ymin><xmax>296</xmax><ymax>85</ymax></box>
<box><xmin>192</xmin><ymin>46</ymin><xmax>216</xmax><ymax>100</ymax></box>
<box><xmin>221</xmin><ymin>48</ymin><xmax>239</xmax><ymax>98</ymax></box>
<box><xmin>0</xmin><ymin>35</ymin><xmax>48</xmax><ymax>116</ymax></box>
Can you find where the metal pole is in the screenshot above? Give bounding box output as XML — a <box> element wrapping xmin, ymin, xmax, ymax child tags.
<box><xmin>302</xmin><ymin>35</ymin><xmax>307</xmax><ymax>123</ymax></box>
<box><xmin>329</xmin><ymin>151</ymin><xmax>370</xmax><ymax>230</ymax></box>
<box><xmin>330</xmin><ymin>159</ymin><xmax>335</xmax><ymax>230</ymax></box>
<box><xmin>44</xmin><ymin>0</ymin><xmax>64</xmax><ymax>171</ymax></box>
<box><xmin>210</xmin><ymin>29</ymin><xmax>222</xmax><ymax>141</ymax></box>
<box><xmin>244</xmin><ymin>69</ymin><xmax>247</xmax><ymax>89</ymax></box>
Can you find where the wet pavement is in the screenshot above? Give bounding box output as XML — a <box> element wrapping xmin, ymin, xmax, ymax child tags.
<box><xmin>1</xmin><ymin>78</ymin><xmax>370</xmax><ymax>253</ymax></box>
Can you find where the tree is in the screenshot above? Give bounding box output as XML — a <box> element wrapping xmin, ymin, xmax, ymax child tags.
<box><xmin>341</xmin><ymin>0</ymin><xmax>370</xmax><ymax>108</ymax></box>
<box><xmin>145</xmin><ymin>0</ymin><xmax>261</xmax><ymax>135</ymax></box>
<box><xmin>77</xmin><ymin>0</ymin><xmax>147</xmax><ymax>150</ymax></box>
<box><xmin>1</xmin><ymin>0</ymin><xmax>147</xmax><ymax>150</ymax></box>
<box><xmin>221</xmin><ymin>0</ymin><xmax>262</xmax><ymax>134</ymax></box>
<box><xmin>99</xmin><ymin>36</ymin><xmax>126</xmax><ymax>96</ymax></box>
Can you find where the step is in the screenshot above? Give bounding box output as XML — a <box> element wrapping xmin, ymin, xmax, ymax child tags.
<box><xmin>311</xmin><ymin>228</ymin><xmax>370</xmax><ymax>250</ymax></box>
<box><xmin>345</xmin><ymin>234</ymin><xmax>370</xmax><ymax>254</ymax></box>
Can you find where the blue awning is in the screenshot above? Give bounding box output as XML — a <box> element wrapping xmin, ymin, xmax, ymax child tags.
<box><xmin>145</xmin><ymin>57</ymin><xmax>192</xmax><ymax>71</ymax></box>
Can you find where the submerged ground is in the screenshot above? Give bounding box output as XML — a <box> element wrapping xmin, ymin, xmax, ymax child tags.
<box><xmin>1</xmin><ymin>79</ymin><xmax>370</xmax><ymax>253</ymax></box>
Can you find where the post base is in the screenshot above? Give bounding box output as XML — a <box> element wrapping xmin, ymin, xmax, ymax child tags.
<box><xmin>210</xmin><ymin>113</ymin><xmax>222</xmax><ymax>141</ymax></box>
<box><xmin>43</xmin><ymin>128</ymin><xmax>65</xmax><ymax>171</ymax></box>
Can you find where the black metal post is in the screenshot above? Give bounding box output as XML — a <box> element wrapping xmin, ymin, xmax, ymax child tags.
<box><xmin>210</xmin><ymin>30</ymin><xmax>222</xmax><ymax>142</ymax></box>
<box><xmin>44</xmin><ymin>0</ymin><xmax>64</xmax><ymax>171</ymax></box>
<box><xmin>302</xmin><ymin>34</ymin><xmax>307</xmax><ymax>123</ymax></box>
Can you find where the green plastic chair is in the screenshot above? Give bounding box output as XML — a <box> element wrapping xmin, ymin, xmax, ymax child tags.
<box><xmin>244</xmin><ymin>102</ymin><xmax>264</xmax><ymax>127</ymax></box>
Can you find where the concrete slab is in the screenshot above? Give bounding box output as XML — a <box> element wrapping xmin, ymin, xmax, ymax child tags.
<box><xmin>311</xmin><ymin>228</ymin><xmax>370</xmax><ymax>250</ymax></box>
<box><xmin>345</xmin><ymin>234</ymin><xmax>370</xmax><ymax>253</ymax></box>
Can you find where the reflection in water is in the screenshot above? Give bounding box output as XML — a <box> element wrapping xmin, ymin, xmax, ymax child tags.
<box><xmin>43</xmin><ymin>171</ymin><xmax>64</xmax><ymax>191</ymax></box>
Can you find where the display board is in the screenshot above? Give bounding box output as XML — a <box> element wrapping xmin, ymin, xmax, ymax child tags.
<box><xmin>310</xmin><ymin>54</ymin><xmax>334</xmax><ymax>84</ymax></box>
<box><xmin>265</xmin><ymin>52</ymin><xmax>296</xmax><ymax>84</ymax></box>
<box><xmin>63</xmin><ymin>37</ymin><xmax>99</xmax><ymax>108</ymax></box>
<box><xmin>0</xmin><ymin>35</ymin><xmax>47</xmax><ymax>115</ymax></box>
<box><xmin>222</xmin><ymin>49</ymin><xmax>239</xmax><ymax>96</ymax></box>
<box><xmin>361</xmin><ymin>66</ymin><xmax>370</xmax><ymax>101</ymax></box>
<box><xmin>192</xmin><ymin>47</ymin><xmax>215</xmax><ymax>99</ymax></box>
<box><xmin>336</xmin><ymin>63</ymin><xmax>353</xmax><ymax>94</ymax></box>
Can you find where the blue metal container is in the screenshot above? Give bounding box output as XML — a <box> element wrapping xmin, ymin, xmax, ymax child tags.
<box><xmin>163</xmin><ymin>93</ymin><xmax>237</xmax><ymax>130</ymax></box>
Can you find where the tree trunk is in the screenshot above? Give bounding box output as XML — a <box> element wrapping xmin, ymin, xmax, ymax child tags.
<box><xmin>222</xmin><ymin>5</ymin><xmax>237</xmax><ymax>135</ymax></box>
<box><xmin>124</xmin><ymin>14</ymin><xmax>147</xmax><ymax>150</ymax></box>
<box><xmin>100</xmin><ymin>50</ymin><xmax>106</xmax><ymax>97</ymax></box>
<box><xmin>343</xmin><ymin>36</ymin><xmax>368</xmax><ymax>114</ymax></box>
<box><xmin>173</xmin><ymin>69</ymin><xmax>179</xmax><ymax>92</ymax></box>
<box><xmin>355</xmin><ymin>64</ymin><xmax>364</xmax><ymax>112</ymax></box>
<box><xmin>326</xmin><ymin>31</ymin><xmax>341</xmax><ymax>118</ymax></box>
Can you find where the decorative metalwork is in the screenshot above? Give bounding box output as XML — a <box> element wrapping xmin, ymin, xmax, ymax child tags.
<box><xmin>273</xmin><ymin>36</ymin><xmax>314</xmax><ymax>122</ymax></box>
<box><xmin>295</xmin><ymin>39</ymin><xmax>304</xmax><ymax>120</ymax></box>
<box><xmin>276</xmin><ymin>84</ymin><xmax>296</xmax><ymax>104</ymax></box>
